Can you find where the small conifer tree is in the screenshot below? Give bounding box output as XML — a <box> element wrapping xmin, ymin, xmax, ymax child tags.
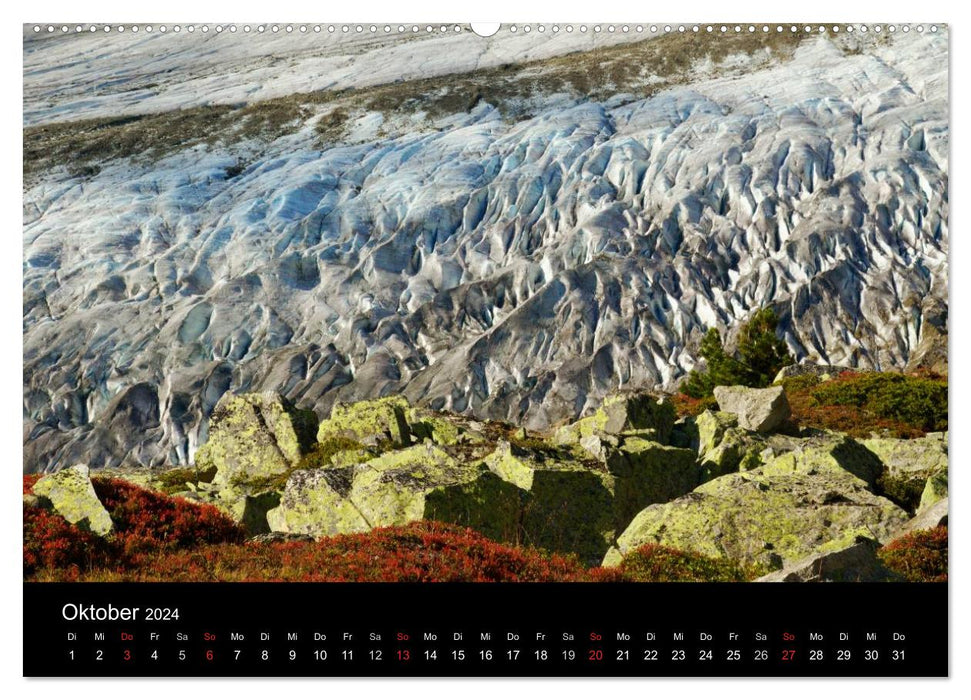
<box><xmin>682</xmin><ymin>309</ymin><xmax>793</xmax><ymax>398</ymax></box>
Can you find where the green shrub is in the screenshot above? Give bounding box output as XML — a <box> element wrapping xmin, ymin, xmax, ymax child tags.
<box><xmin>682</xmin><ymin>309</ymin><xmax>793</xmax><ymax>398</ymax></box>
<box><xmin>810</xmin><ymin>372</ymin><xmax>947</xmax><ymax>432</ymax></box>
<box><xmin>878</xmin><ymin>526</ymin><xmax>947</xmax><ymax>582</ymax></box>
<box><xmin>776</xmin><ymin>374</ymin><xmax>821</xmax><ymax>394</ymax></box>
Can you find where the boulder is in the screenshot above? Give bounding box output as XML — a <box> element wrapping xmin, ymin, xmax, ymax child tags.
<box><xmin>898</xmin><ymin>497</ymin><xmax>948</xmax><ymax>535</ymax></box>
<box><xmin>698</xmin><ymin>425</ymin><xmax>766</xmax><ymax>480</ymax></box>
<box><xmin>317</xmin><ymin>396</ymin><xmax>412</xmax><ymax>448</ymax></box>
<box><xmin>553</xmin><ymin>392</ymin><xmax>675</xmax><ymax>446</ymax></box>
<box><xmin>773</xmin><ymin>363</ymin><xmax>846</xmax><ymax>384</ymax></box>
<box><xmin>407</xmin><ymin>409</ymin><xmax>464</xmax><ymax>446</ymax></box>
<box><xmin>863</xmin><ymin>433</ymin><xmax>948</xmax><ymax>511</ymax></box>
<box><xmin>223</xmin><ymin>491</ymin><xmax>282</xmax><ymax>535</ymax></box>
<box><xmin>486</xmin><ymin>441</ymin><xmax>616</xmax><ymax>564</ymax></box>
<box><xmin>919</xmin><ymin>472</ymin><xmax>948</xmax><ymax>512</ymax></box>
<box><xmin>32</xmin><ymin>464</ymin><xmax>114</xmax><ymax>536</ymax></box>
<box><xmin>609</xmin><ymin>439</ymin><xmax>908</xmax><ymax>571</ymax></box>
<box><xmin>761</xmin><ymin>434</ymin><xmax>885</xmax><ymax>488</ymax></box>
<box><xmin>713</xmin><ymin>385</ymin><xmax>791</xmax><ymax>433</ymax></box>
<box><xmin>268</xmin><ymin>443</ymin><xmax>523</xmax><ymax>543</ymax></box>
<box><xmin>266</xmin><ymin>466</ymin><xmax>369</xmax><ymax>538</ymax></box>
<box><xmin>605</xmin><ymin>437</ymin><xmax>701</xmax><ymax>525</ymax></box>
<box><xmin>350</xmin><ymin>443</ymin><xmax>522</xmax><ymax>542</ymax></box>
<box><xmin>196</xmin><ymin>392</ymin><xmax>317</xmax><ymax>487</ymax></box>
<box><xmin>694</xmin><ymin>410</ymin><xmax>739</xmax><ymax>454</ymax></box>
<box><xmin>756</xmin><ymin>536</ymin><xmax>891</xmax><ymax>582</ymax></box>
<box><xmin>692</xmin><ymin>411</ymin><xmax>811</xmax><ymax>480</ymax></box>
<box><xmin>578</xmin><ymin>433</ymin><xmax>618</xmax><ymax>461</ymax></box>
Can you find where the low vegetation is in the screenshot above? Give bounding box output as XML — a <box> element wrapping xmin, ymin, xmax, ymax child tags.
<box><xmin>878</xmin><ymin>526</ymin><xmax>948</xmax><ymax>582</ymax></box>
<box><xmin>599</xmin><ymin>543</ymin><xmax>748</xmax><ymax>582</ymax></box>
<box><xmin>778</xmin><ymin>370</ymin><xmax>947</xmax><ymax>438</ymax></box>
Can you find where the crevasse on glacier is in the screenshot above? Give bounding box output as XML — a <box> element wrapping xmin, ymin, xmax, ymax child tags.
<box><xmin>23</xmin><ymin>31</ymin><xmax>947</xmax><ymax>471</ymax></box>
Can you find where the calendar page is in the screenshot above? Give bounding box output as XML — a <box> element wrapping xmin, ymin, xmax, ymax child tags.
<box><xmin>22</xmin><ymin>21</ymin><xmax>948</xmax><ymax>677</ymax></box>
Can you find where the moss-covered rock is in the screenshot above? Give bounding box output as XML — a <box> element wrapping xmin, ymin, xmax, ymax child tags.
<box><xmin>350</xmin><ymin>443</ymin><xmax>522</xmax><ymax>542</ymax></box>
<box><xmin>486</xmin><ymin>441</ymin><xmax>615</xmax><ymax>564</ymax></box>
<box><xmin>762</xmin><ymin>434</ymin><xmax>885</xmax><ymax>488</ymax></box>
<box><xmin>610</xmin><ymin>441</ymin><xmax>908</xmax><ymax>571</ymax></box>
<box><xmin>266</xmin><ymin>466</ymin><xmax>368</xmax><ymax>538</ymax></box>
<box><xmin>196</xmin><ymin>392</ymin><xmax>318</xmax><ymax>488</ymax></box>
<box><xmin>694</xmin><ymin>410</ymin><xmax>739</xmax><ymax>454</ymax></box>
<box><xmin>605</xmin><ymin>437</ymin><xmax>701</xmax><ymax>525</ymax></box>
<box><xmin>268</xmin><ymin>443</ymin><xmax>523</xmax><ymax>542</ymax></box>
<box><xmin>329</xmin><ymin>448</ymin><xmax>376</xmax><ymax>468</ymax></box>
<box><xmin>898</xmin><ymin>497</ymin><xmax>948</xmax><ymax>535</ymax></box>
<box><xmin>863</xmin><ymin>433</ymin><xmax>948</xmax><ymax>511</ymax></box>
<box><xmin>919</xmin><ymin>471</ymin><xmax>948</xmax><ymax>512</ymax></box>
<box><xmin>756</xmin><ymin>536</ymin><xmax>892</xmax><ymax>582</ymax></box>
<box><xmin>223</xmin><ymin>490</ymin><xmax>282</xmax><ymax>535</ymax></box>
<box><xmin>691</xmin><ymin>411</ymin><xmax>805</xmax><ymax>481</ymax></box>
<box><xmin>699</xmin><ymin>427</ymin><xmax>765</xmax><ymax>480</ymax></box>
<box><xmin>407</xmin><ymin>408</ymin><xmax>466</xmax><ymax>446</ymax></box>
<box><xmin>317</xmin><ymin>396</ymin><xmax>412</xmax><ymax>448</ymax></box>
<box><xmin>32</xmin><ymin>464</ymin><xmax>114</xmax><ymax>536</ymax></box>
<box><xmin>552</xmin><ymin>392</ymin><xmax>675</xmax><ymax>446</ymax></box>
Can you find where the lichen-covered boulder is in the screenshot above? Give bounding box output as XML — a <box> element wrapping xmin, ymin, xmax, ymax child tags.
<box><xmin>317</xmin><ymin>396</ymin><xmax>412</xmax><ymax>448</ymax></box>
<box><xmin>349</xmin><ymin>443</ymin><xmax>522</xmax><ymax>542</ymax></box>
<box><xmin>692</xmin><ymin>411</ymin><xmax>810</xmax><ymax>480</ymax></box>
<box><xmin>919</xmin><ymin>472</ymin><xmax>948</xmax><ymax>512</ymax></box>
<box><xmin>605</xmin><ymin>437</ymin><xmax>701</xmax><ymax>525</ymax></box>
<box><xmin>266</xmin><ymin>466</ymin><xmax>368</xmax><ymax>538</ymax></box>
<box><xmin>486</xmin><ymin>441</ymin><xmax>616</xmax><ymax>564</ymax></box>
<box><xmin>764</xmin><ymin>434</ymin><xmax>885</xmax><ymax>487</ymax></box>
<box><xmin>699</xmin><ymin>426</ymin><xmax>766</xmax><ymax>480</ymax></box>
<box><xmin>694</xmin><ymin>410</ymin><xmax>739</xmax><ymax>454</ymax></box>
<box><xmin>405</xmin><ymin>408</ymin><xmax>482</xmax><ymax>447</ymax></box>
<box><xmin>863</xmin><ymin>433</ymin><xmax>948</xmax><ymax>511</ymax></box>
<box><xmin>756</xmin><ymin>536</ymin><xmax>891</xmax><ymax>582</ymax></box>
<box><xmin>713</xmin><ymin>385</ymin><xmax>791</xmax><ymax>433</ymax></box>
<box><xmin>610</xmin><ymin>443</ymin><xmax>908</xmax><ymax>572</ymax></box>
<box><xmin>196</xmin><ymin>392</ymin><xmax>317</xmax><ymax>487</ymax></box>
<box><xmin>898</xmin><ymin>497</ymin><xmax>948</xmax><ymax>535</ymax></box>
<box><xmin>266</xmin><ymin>467</ymin><xmax>371</xmax><ymax>538</ymax></box>
<box><xmin>773</xmin><ymin>363</ymin><xmax>845</xmax><ymax>384</ymax></box>
<box><xmin>223</xmin><ymin>491</ymin><xmax>282</xmax><ymax>535</ymax></box>
<box><xmin>578</xmin><ymin>433</ymin><xmax>619</xmax><ymax>461</ymax></box>
<box><xmin>32</xmin><ymin>464</ymin><xmax>113</xmax><ymax>536</ymax></box>
<box><xmin>552</xmin><ymin>392</ymin><xmax>675</xmax><ymax>446</ymax></box>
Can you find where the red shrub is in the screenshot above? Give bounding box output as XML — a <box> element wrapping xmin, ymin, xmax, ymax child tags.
<box><xmin>29</xmin><ymin>521</ymin><xmax>593</xmax><ymax>582</ymax></box>
<box><xmin>23</xmin><ymin>504</ymin><xmax>112</xmax><ymax>577</ymax></box>
<box><xmin>670</xmin><ymin>393</ymin><xmax>718</xmax><ymax>418</ymax></box>
<box><xmin>878</xmin><ymin>526</ymin><xmax>948</xmax><ymax>582</ymax></box>
<box><xmin>23</xmin><ymin>474</ymin><xmax>40</xmax><ymax>494</ymax></box>
<box><xmin>91</xmin><ymin>477</ymin><xmax>244</xmax><ymax>554</ymax></box>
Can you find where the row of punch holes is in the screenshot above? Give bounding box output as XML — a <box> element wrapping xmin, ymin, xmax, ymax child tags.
<box><xmin>32</xmin><ymin>23</ymin><xmax>941</xmax><ymax>36</ymax></box>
